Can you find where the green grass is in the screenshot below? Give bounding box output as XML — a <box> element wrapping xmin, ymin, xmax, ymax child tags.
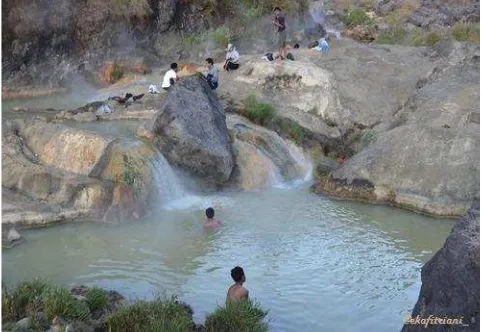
<box><xmin>424</xmin><ymin>31</ymin><xmax>443</xmax><ymax>46</ymax></box>
<box><xmin>340</xmin><ymin>8</ymin><xmax>372</xmax><ymax>27</ymax></box>
<box><xmin>243</xmin><ymin>95</ymin><xmax>274</xmax><ymax>126</ymax></box>
<box><xmin>181</xmin><ymin>33</ymin><xmax>203</xmax><ymax>48</ymax></box>
<box><xmin>104</xmin><ymin>297</ymin><xmax>193</xmax><ymax>332</ymax></box>
<box><xmin>2</xmin><ymin>280</ymin><xmax>90</xmax><ymax>325</ymax></box>
<box><xmin>359</xmin><ymin>129</ymin><xmax>377</xmax><ymax>150</ymax></box>
<box><xmin>86</xmin><ymin>287</ymin><xmax>109</xmax><ymax>312</ymax></box>
<box><xmin>2</xmin><ymin>278</ymin><xmax>50</xmax><ymax>323</ymax></box>
<box><xmin>209</xmin><ymin>27</ymin><xmax>231</xmax><ymax>48</ymax></box>
<box><xmin>205</xmin><ymin>299</ymin><xmax>268</xmax><ymax>332</ymax></box>
<box><xmin>410</xmin><ymin>29</ymin><xmax>425</xmax><ymax>46</ymax></box>
<box><xmin>377</xmin><ymin>25</ymin><xmax>407</xmax><ymax>44</ymax></box>
<box><xmin>411</xmin><ymin>29</ymin><xmax>443</xmax><ymax>46</ymax></box>
<box><xmin>452</xmin><ymin>22</ymin><xmax>480</xmax><ymax>44</ymax></box>
<box><xmin>122</xmin><ymin>154</ymin><xmax>142</xmax><ymax>197</ymax></box>
<box><xmin>43</xmin><ymin>286</ymin><xmax>90</xmax><ymax>321</ymax></box>
<box><xmin>112</xmin><ymin>65</ymin><xmax>124</xmax><ymax>82</ymax></box>
<box><xmin>4</xmin><ymin>280</ymin><xmax>272</xmax><ymax>331</ymax></box>
<box><xmin>290</xmin><ymin>125</ymin><xmax>305</xmax><ymax>145</ymax></box>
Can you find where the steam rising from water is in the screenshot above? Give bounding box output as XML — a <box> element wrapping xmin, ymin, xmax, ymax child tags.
<box><xmin>152</xmin><ymin>139</ymin><xmax>314</xmax><ymax>212</ymax></box>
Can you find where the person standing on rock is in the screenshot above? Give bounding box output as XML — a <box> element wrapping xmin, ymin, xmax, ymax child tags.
<box><xmin>204</xmin><ymin>207</ymin><xmax>222</xmax><ymax>229</ymax></box>
<box><xmin>205</xmin><ymin>58</ymin><xmax>219</xmax><ymax>90</ymax></box>
<box><xmin>162</xmin><ymin>63</ymin><xmax>179</xmax><ymax>91</ymax></box>
<box><xmin>273</xmin><ymin>7</ymin><xmax>287</xmax><ymax>60</ymax></box>
<box><xmin>226</xmin><ymin>266</ymin><xmax>249</xmax><ymax>304</ymax></box>
<box><xmin>223</xmin><ymin>44</ymin><xmax>240</xmax><ymax>72</ymax></box>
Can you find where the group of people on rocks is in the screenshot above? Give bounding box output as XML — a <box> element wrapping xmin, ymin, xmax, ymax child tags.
<box><xmin>202</xmin><ymin>207</ymin><xmax>249</xmax><ymax>304</ymax></box>
<box><xmin>161</xmin><ymin>6</ymin><xmax>289</xmax><ymax>92</ymax></box>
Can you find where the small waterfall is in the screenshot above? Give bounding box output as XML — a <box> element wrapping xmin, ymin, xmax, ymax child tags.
<box><xmin>150</xmin><ymin>151</ymin><xmax>186</xmax><ymax>205</ymax></box>
<box><xmin>286</xmin><ymin>141</ymin><xmax>313</xmax><ymax>182</ymax></box>
<box><xmin>272</xmin><ymin>141</ymin><xmax>313</xmax><ymax>189</ymax></box>
<box><xmin>150</xmin><ymin>150</ymin><xmax>234</xmax><ymax>211</ymax></box>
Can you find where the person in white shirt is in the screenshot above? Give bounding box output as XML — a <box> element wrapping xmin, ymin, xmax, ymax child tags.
<box><xmin>162</xmin><ymin>63</ymin><xmax>179</xmax><ymax>90</ymax></box>
<box><xmin>223</xmin><ymin>44</ymin><xmax>240</xmax><ymax>72</ymax></box>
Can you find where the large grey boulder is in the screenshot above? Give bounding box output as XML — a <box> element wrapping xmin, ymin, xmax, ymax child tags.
<box><xmin>147</xmin><ymin>75</ymin><xmax>234</xmax><ymax>185</ymax></box>
<box><xmin>402</xmin><ymin>202</ymin><xmax>480</xmax><ymax>332</ymax></box>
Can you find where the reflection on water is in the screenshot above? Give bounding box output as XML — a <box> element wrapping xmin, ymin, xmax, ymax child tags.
<box><xmin>2</xmin><ymin>185</ymin><xmax>454</xmax><ymax>332</ymax></box>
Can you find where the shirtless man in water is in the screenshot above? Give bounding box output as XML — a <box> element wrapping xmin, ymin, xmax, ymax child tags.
<box><xmin>226</xmin><ymin>266</ymin><xmax>249</xmax><ymax>304</ymax></box>
<box><xmin>203</xmin><ymin>207</ymin><xmax>222</xmax><ymax>229</ymax></box>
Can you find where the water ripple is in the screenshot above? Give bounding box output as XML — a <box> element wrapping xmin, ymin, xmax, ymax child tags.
<box><xmin>2</xmin><ymin>187</ymin><xmax>454</xmax><ymax>332</ymax></box>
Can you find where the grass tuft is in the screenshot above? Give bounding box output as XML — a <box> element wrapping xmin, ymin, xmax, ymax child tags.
<box><xmin>411</xmin><ymin>29</ymin><xmax>444</xmax><ymax>46</ymax></box>
<box><xmin>340</xmin><ymin>8</ymin><xmax>372</xmax><ymax>27</ymax></box>
<box><xmin>243</xmin><ymin>95</ymin><xmax>274</xmax><ymax>126</ymax></box>
<box><xmin>2</xmin><ymin>278</ymin><xmax>50</xmax><ymax>323</ymax></box>
<box><xmin>452</xmin><ymin>22</ymin><xmax>480</xmax><ymax>44</ymax></box>
<box><xmin>205</xmin><ymin>299</ymin><xmax>268</xmax><ymax>332</ymax></box>
<box><xmin>377</xmin><ymin>24</ymin><xmax>406</xmax><ymax>44</ymax></box>
<box><xmin>86</xmin><ymin>287</ymin><xmax>109</xmax><ymax>313</ymax></box>
<box><xmin>209</xmin><ymin>27</ymin><xmax>231</xmax><ymax>48</ymax></box>
<box><xmin>43</xmin><ymin>286</ymin><xmax>90</xmax><ymax>321</ymax></box>
<box><xmin>104</xmin><ymin>296</ymin><xmax>193</xmax><ymax>332</ymax></box>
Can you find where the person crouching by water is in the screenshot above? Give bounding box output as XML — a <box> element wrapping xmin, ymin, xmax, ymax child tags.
<box><xmin>205</xmin><ymin>58</ymin><xmax>219</xmax><ymax>90</ymax></box>
<box><xmin>223</xmin><ymin>44</ymin><xmax>240</xmax><ymax>72</ymax></box>
<box><xmin>162</xmin><ymin>63</ymin><xmax>179</xmax><ymax>91</ymax></box>
<box><xmin>204</xmin><ymin>207</ymin><xmax>222</xmax><ymax>229</ymax></box>
<box><xmin>226</xmin><ymin>266</ymin><xmax>249</xmax><ymax>304</ymax></box>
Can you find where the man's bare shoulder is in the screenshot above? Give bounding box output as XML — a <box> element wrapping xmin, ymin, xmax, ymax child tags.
<box><xmin>235</xmin><ymin>286</ymin><xmax>248</xmax><ymax>298</ymax></box>
<box><xmin>204</xmin><ymin>219</ymin><xmax>223</xmax><ymax>229</ymax></box>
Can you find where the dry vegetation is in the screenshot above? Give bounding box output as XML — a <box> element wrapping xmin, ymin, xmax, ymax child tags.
<box><xmin>109</xmin><ymin>0</ymin><xmax>151</xmax><ymax>19</ymax></box>
<box><xmin>452</xmin><ymin>22</ymin><xmax>480</xmax><ymax>44</ymax></box>
<box><xmin>337</xmin><ymin>0</ymin><xmax>479</xmax><ymax>46</ymax></box>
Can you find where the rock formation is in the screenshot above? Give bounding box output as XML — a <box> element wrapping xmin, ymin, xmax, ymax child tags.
<box><xmin>313</xmin><ymin>42</ymin><xmax>479</xmax><ymax>217</ymax></box>
<box><xmin>146</xmin><ymin>75</ymin><xmax>234</xmax><ymax>186</ymax></box>
<box><xmin>227</xmin><ymin>114</ymin><xmax>306</xmax><ymax>190</ymax></box>
<box><xmin>2</xmin><ymin>117</ymin><xmax>162</xmax><ymax>226</ymax></box>
<box><xmin>402</xmin><ymin>202</ymin><xmax>480</xmax><ymax>331</ymax></box>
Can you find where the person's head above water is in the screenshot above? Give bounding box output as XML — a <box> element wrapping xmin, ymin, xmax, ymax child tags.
<box><xmin>231</xmin><ymin>266</ymin><xmax>245</xmax><ymax>283</ymax></box>
<box><xmin>206</xmin><ymin>58</ymin><xmax>214</xmax><ymax>68</ymax></box>
<box><xmin>170</xmin><ymin>62</ymin><xmax>178</xmax><ymax>71</ymax></box>
<box><xmin>206</xmin><ymin>207</ymin><xmax>215</xmax><ymax>219</ymax></box>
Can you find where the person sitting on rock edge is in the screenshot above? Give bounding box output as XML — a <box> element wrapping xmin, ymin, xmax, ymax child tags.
<box><xmin>224</xmin><ymin>44</ymin><xmax>240</xmax><ymax>72</ymax></box>
<box><xmin>205</xmin><ymin>58</ymin><xmax>219</xmax><ymax>90</ymax></box>
<box><xmin>203</xmin><ymin>207</ymin><xmax>222</xmax><ymax>229</ymax></box>
<box><xmin>226</xmin><ymin>266</ymin><xmax>249</xmax><ymax>304</ymax></box>
<box><xmin>162</xmin><ymin>63</ymin><xmax>179</xmax><ymax>91</ymax></box>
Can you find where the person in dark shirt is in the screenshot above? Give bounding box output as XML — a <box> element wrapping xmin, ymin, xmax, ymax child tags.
<box><xmin>273</xmin><ymin>7</ymin><xmax>287</xmax><ymax>60</ymax></box>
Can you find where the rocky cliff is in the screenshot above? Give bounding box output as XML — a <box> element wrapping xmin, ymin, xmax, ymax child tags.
<box><xmin>1</xmin><ymin>0</ymin><xmax>233</xmax><ymax>87</ymax></box>
<box><xmin>402</xmin><ymin>202</ymin><xmax>480</xmax><ymax>332</ymax></box>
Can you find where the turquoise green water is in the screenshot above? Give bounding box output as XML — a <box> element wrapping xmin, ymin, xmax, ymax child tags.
<box><xmin>2</xmin><ymin>184</ymin><xmax>454</xmax><ymax>331</ymax></box>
